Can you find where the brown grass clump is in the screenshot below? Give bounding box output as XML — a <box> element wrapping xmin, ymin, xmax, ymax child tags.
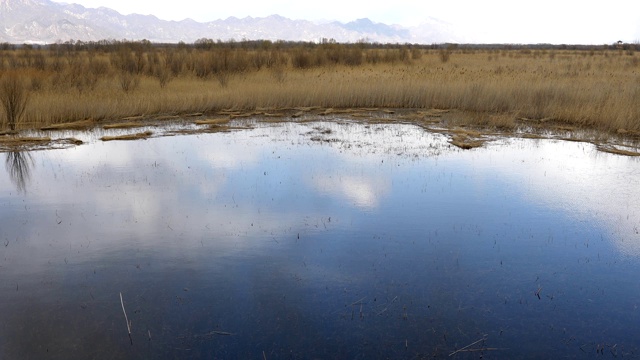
<box><xmin>262</xmin><ymin>112</ymin><xmax>286</xmax><ymax>118</ymax></box>
<box><xmin>40</xmin><ymin>119</ymin><xmax>95</xmax><ymax>130</ymax></box>
<box><xmin>229</xmin><ymin>113</ymin><xmax>254</xmax><ymax>119</ymax></box>
<box><xmin>100</xmin><ymin>131</ymin><xmax>153</xmax><ymax>141</ymax></box>
<box><xmin>596</xmin><ymin>145</ymin><xmax>640</xmax><ymax>157</ymax></box>
<box><xmin>616</xmin><ymin>128</ymin><xmax>640</xmax><ymax>140</ymax></box>
<box><xmin>0</xmin><ymin>136</ymin><xmax>51</xmax><ymax>145</ymax></box>
<box><xmin>121</xmin><ymin>115</ymin><xmax>145</xmax><ymax>121</ymax></box>
<box><xmin>103</xmin><ymin>122</ymin><xmax>150</xmax><ymax>129</ymax></box>
<box><xmin>0</xmin><ymin>135</ymin><xmax>83</xmax><ymax>152</ymax></box>
<box><xmin>444</xmin><ymin>127</ymin><xmax>486</xmax><ymax>149</ymax></box>
<box><xmin>449</xmin><ymin>135</ymin><xmax>486</xmax><ymax>149</ymax></box>
<box><xmin>194</xmin><ymin>118</ymin><xmax>230</xmax><ymax>125</ymax></box>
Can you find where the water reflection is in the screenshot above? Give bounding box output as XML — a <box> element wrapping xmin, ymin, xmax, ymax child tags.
<box><xmin>0</xmin><ymin>121</ymin><xmax>639</xmax><ymax>359</ymax></box>
<box><xmin>5</xmin><ymin>150</ymin><xmax>33</xmax><ymax>193</ymax></box>
<box><xmin>311</xmin><ymin>174</ymin><xmax>391</xmax><ymax>208</ymax></box>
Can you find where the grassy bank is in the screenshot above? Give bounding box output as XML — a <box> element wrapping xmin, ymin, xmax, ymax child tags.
<box><xmin>0</xmin><ymin>41</ymin><xmax>639</xmax><ymax>134</ymax></box>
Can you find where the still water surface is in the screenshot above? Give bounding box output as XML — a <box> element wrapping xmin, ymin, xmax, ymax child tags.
<box><xmin>1</xmin><ymin>121</ymin><xmax>639</xmax><ymax>358</ymax></box>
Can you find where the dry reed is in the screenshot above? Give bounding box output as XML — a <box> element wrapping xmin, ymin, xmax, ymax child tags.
<box><xmin>0</xmin><ymin>42</ymin><xmax>638</xmax><ymax>135</ymax></box>
<box><xmin>101</xmin><ymin>130</ymin><xmax>153</xmax><ymax>141</ymax></box>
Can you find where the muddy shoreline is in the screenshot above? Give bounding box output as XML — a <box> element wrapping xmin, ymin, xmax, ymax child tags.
<box><xmin>1</xmin><ymin>107</ymin><xmax>639</xmax><ymax>156</ymax></box>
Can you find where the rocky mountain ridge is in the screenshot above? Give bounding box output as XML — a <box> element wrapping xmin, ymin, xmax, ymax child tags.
<box><xmin>0</xmin><ymin>0</ymin><xmax>461</xmax><ymax>44</ymax></box>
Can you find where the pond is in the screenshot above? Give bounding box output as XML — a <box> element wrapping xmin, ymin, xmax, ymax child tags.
<box><xmin>1</xmin><ymin>120</ymin><xmax>639</xmax><ymax>359</ymax></box>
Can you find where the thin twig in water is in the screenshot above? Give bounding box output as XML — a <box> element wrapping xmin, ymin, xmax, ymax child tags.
<box><xmin>453</xmin><ymin>348</ymin><xmax>503</xmax><ymax>353</ymax></box>
<box><xmin>194</xmin><ymin>330</ymin><xmax>236</xmax><ymax>338</ymax></box>
<box><xmin>449</xmin><ymin>335</ymin><xmax>488</xmax><ymax>357</ymax></box>
<box><xmin>350</xmin><ymin>297</ymin><xmax>366</xmax><ymax>306</ymax></box>
<box><xmin>378</xmin><ymin>296</ymin><xmax>399</xmax><ymax>315</ymax></box>
<box><xmin>210</xmin><ymin>331</ymin><xmax>234</xmax><ymax>336</ymax></box>
<box><xmin>120</xmin><ymin>292</ymin><xmax>133</xmax><ymax>344</ymax></box>
<box><xmin>535</xmin><ymin>286</ymin><xmax>542</xmax><ymax>300</ymax></box>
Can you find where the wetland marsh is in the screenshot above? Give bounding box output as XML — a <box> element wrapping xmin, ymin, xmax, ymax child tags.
<box><xmin>1</xmin><ymin>119</ymin><xmax>639</xmax><ymax>358</ymax></box>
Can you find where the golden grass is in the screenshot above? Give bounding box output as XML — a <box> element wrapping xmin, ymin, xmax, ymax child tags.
<box><xmin>1</xmin><ymin>44</ymin><xmax>639</xmax><ymax>137</ymax></box>
<box><xmin>447</xmin><ymin>128</ymin><xmax>487</xmax><ymax>149</ymax></box>
<box><xmin>0</xmin><ymin>136</ymin><xmax>83</xmax><ymax>152</ymax></box>
<box><xmin>167</xmin><ymin>124</ymin><xmax>249</xmax><ymax>136</ymax></box>
<box><xmin>0</xmin><ymin>136</ymin><xmax>51</xmax><ymax>144</ymax></box>
<box><xmin>596</xmin><ymin>145</ymin><xmax>640</xmax><ymax>156</ymax></box>
<box><xmin>103</xmin><ymin>122</ymin><xmax>150</xmax><ymax>129</ymax></box>
<box><xmin>100</xmin><ymin>131</ymin><xmax>153</xmax><ymax>141</ymax></box>
<box><xmin>194</xmin><ymin>118</ymin><xmax>230</xmax><ymax>125</ymax></box>
<box><xmin>40</xmin><ymin>119</ymin><xmax>95</xmax><ymax>130</ymax></box>
<box><xmin>262</xmin><ymin>112</ymin><xmax>286</xmax><ymax>118</ymax></box>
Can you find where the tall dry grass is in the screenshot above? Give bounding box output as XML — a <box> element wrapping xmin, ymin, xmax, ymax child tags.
<box><xmin>0</xmin><ymin>41</ymin><xmax>638</xmax><ymax>133</ymax></box>
<box><xmin>0</xmin><ymin>71</ymin><xmax>30</xmax><ymax>131</ymax></box>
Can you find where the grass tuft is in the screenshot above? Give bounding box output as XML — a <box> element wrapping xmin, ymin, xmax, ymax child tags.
<box><xmin>100</xmin><ymin>131</ymin><xmax>153</xmax><ymax>141</ymax></box>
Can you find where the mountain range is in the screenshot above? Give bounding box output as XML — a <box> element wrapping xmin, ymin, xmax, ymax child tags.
<box><xmin>0</xmin><ymin>0</ymin><xmax>462</xmax><ymax>44</ymax></box>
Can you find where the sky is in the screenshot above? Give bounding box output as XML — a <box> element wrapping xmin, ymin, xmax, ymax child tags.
<box><xmin>54</xmin><ymin>0</ymin><xmax>640</xmax><ymax>44</ymax></box>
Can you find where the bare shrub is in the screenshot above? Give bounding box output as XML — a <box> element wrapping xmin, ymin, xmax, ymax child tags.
<box><xmin>230</xmin><ymin>50</ymin><xmax>249</xmax><ymax>73</ymax></box>
<box><xmin>62</xmin><ymin>60</ymin><xmax>100</xmax><ymax>93</ymax></box>
<box><xmin>0</xmin><ymin>73</ymin><xmax>29</xmax><ymax>130</ymax></box>
<box><xmin>215</xmin><ymin>71</ymin><xmax>230</xmax><ymax>88</ymax></box>
<box><xmin>119</xmin><ymin>72</ymin><xmax>140</xmax><ymax>93</ymax></box>
<box><xmin>366</xmin><ymin>50</ymin><xmax>381</xmax><ymax>64</ymax></box>
<box><xmin>88</xmin><ymin>58</ymin><xmax>110</xmax><ymax>77</ymax></box>
<box><xmin>194</xmin><ymin>56</ymin><xmax>211</xmax><ymax>79</ymax></box>
<box><xmin>154</xmin><ymin>66</ymin><xmax>172</xmax><ymax>88</ymax></box>
<box><xmin>344</xmin><ymin>48</ymin><xmax>363</xmax><ymax>66</ymax></box>
<box><xmin>49</xmin><ymin>56</ymin><xmax>65</xmax><ymax>72</ymax></box>
<box><xmin>112</xmin><ymin>48</ymin><xmax>137</xmax><ymax>74</ymax></box>
<box><xmin>73</xmin><ymin>70</ymin><xmax>99</xmax><ymax>93</ymax></box>
<box><xmin>167</xmin><ymin>52</ymin><xmax>184</xmax><ymax>76</ymax></box>
<box><xmin>32</xmin><ymin>52</ymin><xmax>46</xmax><ymax>71</ymax></box>
<box><xmin>251</xmin><ymin>51</ymin><xmax>267</xmax><ymax>70</ymax></box>
<box><xmin>133</xmin><ymin>49</ymin><xmax>147</xmax><ymax>74</ymax></box>
<box><xmin>439</xmin><ymin>49</ymin><xmax>451</xmax><ymax>63</ymax></box>
<box><xmin>383</xmin><ymin>50</ymin><xmax>400</xmax><ymax>64</ymax></box>
<box><xmin>411</xmin><ymin>48</ymin><xmax>423</xmax><ymax>60</ymax></box>
<box><xmin>398</xmin><ymin>48</ymin><xmax>411</xmax><ymax>63</ymax></box>
<box><xmin>266</xmin><ymin>50</ymin><xmax>287</xmax><ymax>68</ymax></box>
<box><xmin>270</xmin><ymin>64</ymin><xmax>286</xmax><ymax>83</ymax></box>
<box><xmin>29</xmin><ymin>74</ymin><xmax>45</xmax><ymax>91</ymax></box>
<box><xmin>291</xmin><ymin>50</ymin><xmax>312</xmax><ymax>69</ymax></box>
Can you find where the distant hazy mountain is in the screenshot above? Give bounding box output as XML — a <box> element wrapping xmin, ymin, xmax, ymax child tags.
<box><xmin>0</xmin><ymin>0</ymin><xmax>462</xmax><ymax>44</ymax></box>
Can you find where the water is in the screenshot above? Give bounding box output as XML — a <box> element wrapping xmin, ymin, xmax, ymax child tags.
<box><xmin>1</xmin><ymin>120</ymin><xmax>639</xmax><ymax>359</ymax></box>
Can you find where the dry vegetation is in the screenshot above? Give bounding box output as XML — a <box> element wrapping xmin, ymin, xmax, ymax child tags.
<box><xmin>0</xmin><ymin>40</ymin><xmax>639</xmax><ymax>137</ymax></box>
<box><xmin>100</xmin><ymin>130</ymin><xmax>153</xmax><ymax>141</ymax></box>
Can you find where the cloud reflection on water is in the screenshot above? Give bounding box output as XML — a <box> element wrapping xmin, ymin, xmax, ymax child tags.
<box><xmin>2</xmin><ymin>122</ymin><xmax>639</xmax><ymax>259</ymax></box>
<box><xmin>311</xmin><ymin>174</ymin><xmax>390</xmax><ymax>209</ymax></box>
<box><xmin>1</xmin><ymin>121</ymin><xmax>640</xmax><ymax>358</ymax></box>
<box><xmin>473</xmin><ymin>138</ymin><xmax>640</xmax><ymax>256</ymax></box>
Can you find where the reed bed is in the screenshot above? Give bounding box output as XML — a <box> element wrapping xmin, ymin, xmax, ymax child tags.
<box><xmin>0</xmin><ymin>42</ymin><xmax>638</xmax><ymax>134</ymax></box>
